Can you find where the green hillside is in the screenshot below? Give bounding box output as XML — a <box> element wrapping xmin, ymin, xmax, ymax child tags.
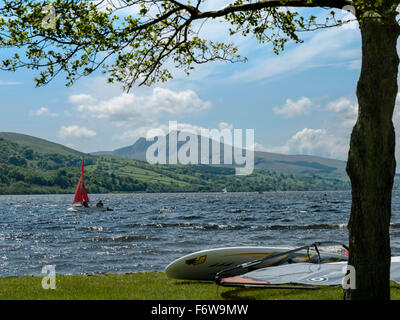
<box><xmin>96</xmin><ymin>134</ymin><xmax>347</xmax><ymax>175</ymax></box>
<box><xmin>0</xmin><ymin>132</ymin><xmax>84</xmax><ymax>157</ymax></box>
<box><xmin>0</xmin><ymin>132</ymin><xmax>351</xmax><ymax>195</ymax></box>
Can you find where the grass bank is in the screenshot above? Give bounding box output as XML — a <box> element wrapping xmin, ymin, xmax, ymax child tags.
<box><xmin>2</xmin><ymin>272</ymin><xmax>400</xmax><ymax>300</ymax></box>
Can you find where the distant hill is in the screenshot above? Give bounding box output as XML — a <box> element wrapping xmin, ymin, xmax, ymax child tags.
<box><xmin>253</xmin><ymin>152</ymin><xmax>346</xmax><ymax>174</ymax></box>
<box><xmin>93</xmin><ymin>133</ymin><xmax>347</xmax><ymax>175</ymax></box>
<box><xmin>0</xmin><ymin>131</ymin><xmax>352</xmax><ymax>195</ymax></box>
<box><xmin>0</xmin><ymin>132</ymin><xmax>93</xmax><ymax>169</ymax></box>
<box><xmin>0</xmin><ymin>132</ymin><xmax>85</xmax><ymax>157</ymax></box>
<box><xmin>93</xmin><ymin>137</ymin><xmax>150</xmax><ymax>160</ymax></box>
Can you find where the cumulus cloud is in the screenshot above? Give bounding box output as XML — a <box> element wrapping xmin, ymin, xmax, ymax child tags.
<box><xmin>268</xmin><ymin>94</ymin><xmax>400</xmax><ymax>161</ymax></box>
<box><xmin>58</xmin><ymin>125</ymin><xmax>97</xmax><ymax>139</ymax></box>
<box><xmin>118</xmin><ymin>122</ymin><xmax>201</xmax><ymax>141</ymax></box>
<box><xmin>218</xmin><ymin>122</ymin><xmax>234</xmax><ymax>130</ymax></box>
<box><xmin>68</xmin><ymin>86</ymin><xmax>212</xmax><ymax>142</ymax></box>
<box><xmin>392</xmin><ymin>93</ymin><xmax>400</xmax><ymax>117</ymax></box>
<box><xmin>273</xmin><ymin>97</ymin><xmax>313</xmax><ymax>118</ymax></box>
<box><xmin>269</xmin><ymin>128</ymin><xmax>349</xmax><ymax>159</ymax></box>
<box><xmin>33</xmin><ymin>107</ymin><xmax>58</xmax><ymax>117</ymax></box>
<box><xmin>250</xmin><ymin>143</ymin><xmax>270</xmax><ymax>152</ymax></box>
<box><xmin>68</xmin><ymin>93</ymin><xmax>96</xmax><ymax>104</ymax></box>
<box><xmin>69</xmin><ymin>87</ymin><xmax>211</xmax><ymax>129</ymax></box>
<box><xmin>326</xmin><ymin>97</ymin><xmax>358</xmax><ymax>119</ymax></box>
<box><xmin>268</xmin><ymin>97</ymin><xmax>358</xmax><ymax>159</ymax></box>
<box><xmin>119</xmin><ymin>122</ymin><xmax>234</xmax><ymax>142</ymax></box>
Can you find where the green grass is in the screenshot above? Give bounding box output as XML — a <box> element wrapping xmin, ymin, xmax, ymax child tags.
<box><xmin>2</xmin><ymin>272</ymin><xmax>400</xmax><ymax>300</ymax></box>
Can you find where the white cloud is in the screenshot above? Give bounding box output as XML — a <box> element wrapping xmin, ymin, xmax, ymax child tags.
<box><xmin>268</xmin><ymin>94</ymin><xmax>400</xmax><ymax>161</ymax></box>
<box><xmin>118</xmin><ymin>125</ymin><xmax>164</xmax><ymax>142</ymax></box>
<box><xmin>268</xmin><ymin>97</ymin><xmax>358</xmax><ymax>160</ymax></box>
<box><xmin>326</xmin><ymin>97</ymin><xmax>358</xmax><ymax>119</ymax></box>
<box><xmin>273</xmin><ymin>97</ymin><xmax>313</xmax><ymax>118</ymax></box>
<box><xmin>118</xmin><ymin>122</ymin><xmax>221</xmax><ymax>142</ymax></box>
<box><xmin>68</xmin><ymin>86</ymin><xmax>212</xmax><ymax>143</ymax></box>
<box><xmin>69</xmin><ymin>87</ymin><xmax>211</xmax><ymax>128</ymax></box>
<box><xmin>326</xmin><ymin>97</ymin><xmax>358</xmax><ymax>130</ymax></box>
<box><xmin>0</xmin><ymin>80</ymin><xmax>23</xmax><ymax>86</ymax></box>
<box><xmin>68</xmin><ymin>93</ymin><xmax>96</xmax><ymax>104</ymax></box>
<box><xmin>229</xmin><ymin>21</ymin><xmax>360</xmax><ymax>83</ymax></box>
<box><xmin>268</xmin><ymin>128</ymin><xmax>349</xmax><ymax>159</ymax></box>
<box><xmin>33</xmin><ymin>107</ymin><xmax>58</xmax><ymax>117</ymax></box>
<box><xmin>58</xmin><ymin>125</ymin><xmax>97</xmax><ymax>139</ymax></box>
<box><xmin>348</xmin><ymin>59</ymin><xmax>361</xmax><ymax>70</ymax></box>
<box><xmin>392</xmin><ymin>93</ymin><xmax>400</xmax><ymax>163</ymax></box>
<box><xmin>392</xmin><ymin>93</ymin><xmax>400</xmax><ymax>116</ymax></box>
<box><xmin>218</xmin><ymin>122</ymin><xmax>234</xmax><ymax>130</ymax></box>
<box><xmin>251</xmin><ymin>143</ymin><xmax>270</xmax><ymax>152</ymax></box>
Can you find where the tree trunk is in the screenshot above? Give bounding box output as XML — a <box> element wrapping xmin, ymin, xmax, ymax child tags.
<box><xmin>344</xmin><ymin>13</ymin><xmax>400</xmax><ymax>300</ymax></box>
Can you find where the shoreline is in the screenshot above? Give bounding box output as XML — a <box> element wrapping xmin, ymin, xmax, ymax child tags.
<box><xmin>0</xmin><ymin>190</ymin><xmax>352</xmax><ymax>197</ymax></box>
<box><xmin>0</xmin><ymin>270</ymin><xmax>162</xmax><ymax>279</ymax></box>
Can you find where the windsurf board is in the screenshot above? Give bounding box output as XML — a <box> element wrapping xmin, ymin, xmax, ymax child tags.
<box><xmin>165</xmin><ymin>246</ymin><xmax>347</xmax><ymax>280</ymax></box>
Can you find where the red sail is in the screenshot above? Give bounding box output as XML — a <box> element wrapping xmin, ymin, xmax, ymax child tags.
<box><xmin>73</xmin><ymin>159</ymin><xmax>90</xmax><ymax>204</ymax></box>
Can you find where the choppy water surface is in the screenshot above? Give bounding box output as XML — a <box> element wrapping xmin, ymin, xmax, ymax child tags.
<box><xmin>1</xmin><ymin>191</ymin><xmax>400</xmax><ymax>277</ymax></box>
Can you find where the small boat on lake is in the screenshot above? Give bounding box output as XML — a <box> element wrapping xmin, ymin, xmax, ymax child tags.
<box><xmin>69</xmin><ymin>158</ymin><xmax>113</xmax><ymax>212</ymax></box>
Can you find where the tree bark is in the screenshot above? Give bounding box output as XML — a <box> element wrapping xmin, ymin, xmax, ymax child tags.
<box><xmin>345</xmin><ymin>13</ymin><xmax>400</xmax><ymax>300</ymax></box>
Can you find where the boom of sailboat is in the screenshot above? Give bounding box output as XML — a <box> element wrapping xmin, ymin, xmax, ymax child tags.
<box><xmin>69</xmin><ymin>158</ymin><xmax>113</xmax><ymax>212</ymax></box>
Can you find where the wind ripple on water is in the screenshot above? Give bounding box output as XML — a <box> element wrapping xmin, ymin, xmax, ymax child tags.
<box><xmin>1</xmin><ymin>191</ymin><xmax>400</xmax><ymax>276</ymax></box>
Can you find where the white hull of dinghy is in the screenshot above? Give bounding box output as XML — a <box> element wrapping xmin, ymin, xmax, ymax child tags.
<box><xmin>69</xmin><ymin>205</ymin><xmax>110</xmax><ymax>212</ymax></box>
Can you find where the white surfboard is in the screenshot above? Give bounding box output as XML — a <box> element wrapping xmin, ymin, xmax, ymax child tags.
<box><xmin>165</xmin><ymin>246</ymin><xmax>347</xmax><ymax>281</ymax></box>
<box><xmin>220</xmin><ymin>256</ymin><xmax>400</xmax><ymax>287</ymax></box>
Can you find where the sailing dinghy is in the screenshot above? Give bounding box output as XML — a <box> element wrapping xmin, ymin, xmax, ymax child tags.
<box><xmin>69</xmin><ymin>158</ymin><xmax>113</xmax><ymax>212</ymax></box>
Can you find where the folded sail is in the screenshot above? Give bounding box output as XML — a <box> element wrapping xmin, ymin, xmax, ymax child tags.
<box><xmin>73</xmin><ymin>159</ymin><xmax>89</xmax><ymax>204</ymax></box>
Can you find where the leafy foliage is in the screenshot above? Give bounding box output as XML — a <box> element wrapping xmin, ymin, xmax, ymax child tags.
<box><xmin>0</xmin><ymin>0</ymin><xmax>360</xmax><ymax>90</ymax></box>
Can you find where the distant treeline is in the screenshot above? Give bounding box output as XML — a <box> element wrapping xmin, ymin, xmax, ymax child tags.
<box><xmin>0</xmin><ymin>136</ymin><xmax>353</xmax><ymax>194</ymax></box>
<box><xmin>0</xmin><ymin>162</ymin><xmax>351</xmax><ymax>195</ymax></box>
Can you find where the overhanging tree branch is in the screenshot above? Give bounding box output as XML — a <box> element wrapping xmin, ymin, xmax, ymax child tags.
<box><xmin>0</xmin><ymin>0</ymin><xmax>384</xmax><ymax>90</ymax></box>
<box><xmin>193</xmin><ymin>0</ymin><xmax>352</xmax><ymax>19</ymax></box>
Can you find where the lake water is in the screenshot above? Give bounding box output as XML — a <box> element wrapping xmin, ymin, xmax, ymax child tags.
<box><xmin>1</xmin><ymin>191</ymin><xmax>400</xmax><ymax>277</ymax></box>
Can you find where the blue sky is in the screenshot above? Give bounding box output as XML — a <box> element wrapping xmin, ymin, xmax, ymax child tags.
<box><xmin>0</xmin><ymin>3</ymin><xmax>390</xmax><ymax>161</ymax></box>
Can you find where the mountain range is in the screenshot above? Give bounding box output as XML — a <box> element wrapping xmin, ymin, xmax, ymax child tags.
<box><xmin>92</xmin><ymin>133</ymin><xmax>347</xmax><ymax>175</ymax></box>
<box><xmin>0</xmin><ymin>131</ymin><xmax>351</xmax><ymax>195</ymax></box>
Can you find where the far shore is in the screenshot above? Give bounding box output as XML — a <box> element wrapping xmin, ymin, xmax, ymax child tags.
<box><xmin>0</xmin><ymin>190</ymin><xmax>352</xmax><ymax>197</ymax></box>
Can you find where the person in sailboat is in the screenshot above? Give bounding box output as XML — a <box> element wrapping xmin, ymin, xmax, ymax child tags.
<box><xmin>96</xmin><ymin>200</ymin><xmax>104</xmax><ymax>208</ymax></box>
<box><xmin>82</xmin><ymin>201</ymin><xmax>89</xmax><ymax>208</ymax></box>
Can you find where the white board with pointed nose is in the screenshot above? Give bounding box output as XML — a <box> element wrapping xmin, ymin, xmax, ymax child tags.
<box><xmin>165</xmin><ymin>246</ymin><xmax>347</xmax><ymax>281</ymax></box>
